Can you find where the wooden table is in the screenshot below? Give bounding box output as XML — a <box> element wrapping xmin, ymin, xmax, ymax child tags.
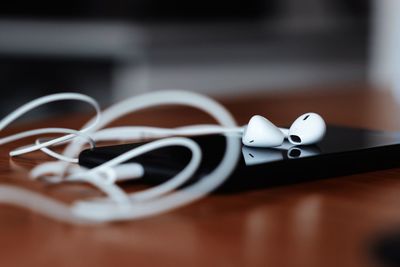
<box><xmin>1</xmin><ymin>85</ymin><xmax>400</xmax><ymax>267</ymax></box>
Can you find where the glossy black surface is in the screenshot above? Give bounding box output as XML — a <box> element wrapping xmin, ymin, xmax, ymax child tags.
<box><xmin>79</xmin><ymin>126</ymin><xmax>400</xmax><ymax>192</ymax></box>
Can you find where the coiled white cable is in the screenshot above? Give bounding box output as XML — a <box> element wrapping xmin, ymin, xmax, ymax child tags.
<box><xmin>0</xmin><ymin>93</ymin><xmax>100</xmax><ymax>155</ymax></box>
<box><xmin>1</xmin><ymin>90</ymin><xmax>241</xmax><ymax>223</ymax></box>
<box><xmin>66</xmin><ymin>90</ymin><xmax>241</xmax><ymax>222</ymax></box>
<box><xmin>7</xmin><ymin>128</ymin><xmax>95</xmax><ymax>162</ymax></box>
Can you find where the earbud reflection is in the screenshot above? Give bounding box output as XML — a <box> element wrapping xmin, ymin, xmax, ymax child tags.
<box><xmin>242</xmin><ymin>146</ymin><xmax>284</xmax><ymax>166</ymax></box>
<box><xmin>286</xmin><ymin>146</ymin><xmax>321</xmax><ymax>159</ymax></box>
<box><xmin>242</xmin><ymin>141</ymin><xmax>321</xmax><ymax>166</ymax></box>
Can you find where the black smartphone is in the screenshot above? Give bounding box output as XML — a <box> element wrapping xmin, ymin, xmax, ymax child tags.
<box><xmin>79</xmin><ymin>126</ymin><xmax>400</xmax><ymax>193</ymax></box>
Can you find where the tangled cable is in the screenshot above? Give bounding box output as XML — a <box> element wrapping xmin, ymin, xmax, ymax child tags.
<box><xmin>0</xmin><ymin>90</ymin><xmax>241</xmax><ymax>223</ymax></box>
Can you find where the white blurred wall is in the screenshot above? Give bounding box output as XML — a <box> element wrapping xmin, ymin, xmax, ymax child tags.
<box><xmin>370</xmin><ymin>0</ymin><xmax>400</xmax><ymax>92</ymax></box>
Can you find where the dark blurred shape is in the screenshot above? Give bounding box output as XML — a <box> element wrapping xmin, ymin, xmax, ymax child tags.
<box><xmin>0</xmin><ymin>57</ymin><xmax>112</xmax><ymax>115</ymax></box>
<box><xmin>371</xmin><ymin>229</ymin><xmax>400</xmax><ymax>267</ymax></box>
<box><xmin>0</xmin><ymin>0</ymin><xmax>371</xmax><ymax>119</ymax></box>
<box><xmin>0</xmin><ymin>0</ymin><xmax>272</xmax><ymax>21</ymax></box>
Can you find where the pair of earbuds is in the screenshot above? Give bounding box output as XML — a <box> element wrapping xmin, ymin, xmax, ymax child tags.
<box><xmin>241</xmin><ymin>112</ymin><xmax>326</xmax><ymax>148</ymax></box>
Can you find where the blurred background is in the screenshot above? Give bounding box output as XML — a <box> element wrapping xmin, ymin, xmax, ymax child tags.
<box><xmin>0</xmin><ymin>0</ymin><xmax>397</xmax><ymax>115</ymax></box>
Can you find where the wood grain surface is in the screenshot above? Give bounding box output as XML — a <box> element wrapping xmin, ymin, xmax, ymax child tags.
<box><xmin>1</xmin><ymin>85</ymin><xmax>400</xmax><ymax>267</ymax></box>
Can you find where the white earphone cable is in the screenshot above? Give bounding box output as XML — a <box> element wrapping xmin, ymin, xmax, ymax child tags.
<box><xmin>0</xmin><ymin>90</ymin><xmax>241</xmax><ymax>223</ymax></box>
<box><xmin>0</xmin><ymin>93</ymin><xmax>100</xmax><ymax>156</ymax></box>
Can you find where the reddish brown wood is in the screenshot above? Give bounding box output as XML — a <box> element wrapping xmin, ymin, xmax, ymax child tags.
<box><xmin>1</xmin><ymin>84</ymin><xmax>400</xmax><ymax>267</ymax></box>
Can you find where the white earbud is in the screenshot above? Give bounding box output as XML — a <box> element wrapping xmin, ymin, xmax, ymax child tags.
<box><xmin>242</xmin><ymin>113</ymin><xmax>326</xmax><ymax>147</ymax></box>
<box><xmin>281</xmin><ymin>112</ymin><xmax>326</xmax><ymax>146</ymax></box>
<box><xmin>242</xmin><ymin>115</ymin><xmax>284</xmax><ymax>147</ymax></box>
